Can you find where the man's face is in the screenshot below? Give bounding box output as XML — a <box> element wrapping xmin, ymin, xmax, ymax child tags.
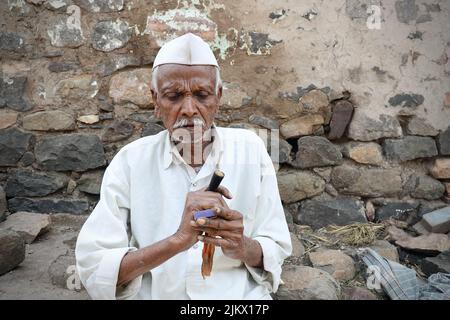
<box><xmin>151</xmin><ymin>64</ymin><xmax>222</xmax><ymax>143</ymax></box>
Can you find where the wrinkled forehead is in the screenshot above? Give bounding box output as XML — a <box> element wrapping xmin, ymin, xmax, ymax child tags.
<box><xmin>156</xmin><ymin>64</ymin><xmax>217</xmax><ymax>91</ymax></box>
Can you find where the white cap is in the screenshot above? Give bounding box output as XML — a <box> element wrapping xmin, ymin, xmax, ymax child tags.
<box><xmin>152</xmin><ymin>33</ymin><xmax>219</xmax><ymax>70</ymax></box>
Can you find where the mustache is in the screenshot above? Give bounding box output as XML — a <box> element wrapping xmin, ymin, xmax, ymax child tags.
<box><xmin>173</xmin><ymin>117</ymin><xmax>206</xmax><ymax>129</ymax></box>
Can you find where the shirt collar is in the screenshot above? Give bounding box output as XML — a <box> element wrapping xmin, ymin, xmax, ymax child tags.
<box><xmin>162</xmin><ymin>124</ymin><xmax>223</xmax><ymax>170</ymax></box>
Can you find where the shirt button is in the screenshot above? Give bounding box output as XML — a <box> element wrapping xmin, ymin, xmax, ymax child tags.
<box><xmin>192</xmin><ymin>182</ymin><xmax>197</xmax><ymax>187</ymax></box>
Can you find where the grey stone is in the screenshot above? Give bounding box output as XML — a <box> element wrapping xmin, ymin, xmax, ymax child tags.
<box><xmin>346</xmin><ymin>0</ymin><xmax>380</xmax><ymax>20</ymax></box>
<box><xmin>342</xmin><ymin>142</ymin><xmax>384</xmax><ymax>165</ymax></box>
<box><xmin>48</xmin><ymin>62</ymin><xmax>78</xmax><ymax>73</ymax></box>
<box><xmin>299</xmin><ymin>90</ymin><xmax>331</xmax><ymax>124</ymax></box>
<box><xmin>78</xmin><ymin>171</ymin><xmax>103</xmax><ymax>195</ymax></box>
<box><xmin>369</xmin><ymin>240</ymin><xmax>399</xmax><ymax>262</ymax></box>
<box><xmin>44</xmin><ymin>0</ymin><xmax>72</xmax><ymax>11</ymax></box>
<box><xmin>388</xmin><ymin>93</ymin><xmax>424</xmax><ymax>108</ymax></box>
<box><xmin>331</xmin><ymin>165</ymin><xmax>402</xmax><ymax>197</ymax></box>
<box><xmin>395</xmin><ymin>0</ymin><xmax>418</xmax><ymax>24</ymax></box>
<box><xmin>406</xmin><ymin>174</ymin><xmax>445</xmax><ymax>200</ymax></box>
<box><xmin>290</xmin><ymin>233</ymin><xmax>305</xmax><ymax>258</ymax></box>
<box><xmin>0</xmin><ymin>212</ymin><xmax>51</xmax><ymax>244</ymax></box>
<box><xmin>92</xmin><ymin>19</ymin><xmax>131</xmax><ymax>52</ymax></box>
<box><xmin>23</xmin><ymin>111</ymin><xmax>75</xmax><ymax>131</ymax></box>
<box><xmin>245</xmin><ymin>32</ymin><xmax>282</xmax><ymax>55</ymax></box>
<box><xmin>141</xmin><ymin>122</ymin><xmax>165</xmax><ymax>137</ymax></box>
<box><xmin>291</xmin><ymin>136</ymin><xmax>343</xmax><ymax>169</ymax></box>
<box><xmin>342</xmin><ymin>287</ymin><xmax>378</xmax><ymax>300</ymax></box>
<box><xmin>421</xmin><ymin>206</ymin><xmax>450</xmax><ymax>234</ymax></box>
<box><xmin>74</xmin><ymin>0</ymin><xmax>123</xmax><ymax>12</ymax></box>
<box><xmin>128</xmin><ymin>112</ymin><xmax>154</xmax><ymax>123</ymax></box>
<box><xmin>0</xmin><ymin>230</ymin><xmax>25</xmax><ymax>276</ymax></box>
<box><xmin>416</xmin><ymin>14</ymin><xmax>432</xmax><ymax>24</ymax></box>
<box><xmin>47</xmin><ymin>16</ymin><xmax>84</xmax><ymax>48</ymax></box>
<box><xmin>97</xmin><ymin>54</ymin><xmax>141</xmax><ymax>76</ymax></box>
<box><xmin>102</xmin><ymin>121</ymin><xmax>134</xmax><ymax>143</ymax></box>
<box><xmin>383</xmin><ymin>136</ymin><xmax>437</xmax><ymax>161</ymax></box>
<box><xmin>437</xmin><ymin>127</ymin><xmax>450</xmax><ymax>155</ymax></box>
<box><xmin>0</xmin><ymin>127</ymin><xmax>32</xmax><ymax>166</ymax></box>
<box><xmin>48</xmin><ymin>253</ymin><xmax>77</xmax><ymax>289</ymax></box>
<box><xmin>309</xmin><ymin>249</ymin><xmax>356</xmax><ymax>281</ymax></box>
<box><xmin>0</xmin><ymin>76</ymin><xmax>31</xmax><ymax>111</ymax></box>
<box><xmin>248</xmin><ymin>114</ymin><xmax>279</xmax><ymax>129</ymax></box>
<box><xmin>55</xmin><ymin>75</ymin><xmax>98</xmax><ymax>100</ymax></box>
<box><xmin>420</xmin><ymin>251</ymin><xmax>450</xmax><ymax>276</ymax></box>
<box><xmin>296</xmin><ymin>197</ymin><xmax>366</xmax><ymax>229</ymax></box>
<box><xmin>277</xmin><ymin>169</ymin><xmax>325</xmax><ymax>204</ymax></box>
<box><xmin>348</xmin><ymin>113</ymin><xmax>402</xmax><ymax>141</ymax></box>
<box><xmin>5</xmin><ymin>170</ymin><xmax>67</xmax><ymax>198</ymax></box>
<box><xmin>35</xmin><ymin>134</ymin><xmax>105</xmax><ymax>171</ymax></box>
<box><xmin>328</xmin><ymin>100</ymin><xmax>354</xmax><ymax>140</ymax></box>
<box><xmin>0</xmin><ymin>186</ymin><xmax>6</xmax><ymax>222</ymax></box>
<box><xmin>406</xmin><ymin>117</ymin><xmax>439</xmax><ymax>136</ymax></box>
<box><xmin>99</xmin><ymin>112</ymin><xmax>114</xmax><ymax>121</ymax></box>
<box><xmin>375</xmin><ymin>202</ymin><xmax>419</xmax><ymax>222</ymax></box>
<box><xmin>7</xmin><ymin>197</ymin><xmax>89</xmax><ymax>214</ymax></box>
<box><xmin>277</xmin><ymin>266</ymin><xmax>341</xmax><ymax>300</ymax></box>
<box><xmin>0</xmin><ymin>32</ymin><xmax>25</xmax><ymax>53</ymax></box>
<box><xmin>19</xmin><ymin>152</ymin><xmax>34</xmax><ymax>167</ymax></box>
<box><xmin>388</xmin><ymin>226</ymin><xmax>450</xmax><ymax>255</ymax></box>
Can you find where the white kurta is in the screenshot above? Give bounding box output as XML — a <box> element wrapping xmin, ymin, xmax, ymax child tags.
<box><xmin>75</xmin><ymin>127</ymin><xmax>292</xmax><ymax>300</ymax></box>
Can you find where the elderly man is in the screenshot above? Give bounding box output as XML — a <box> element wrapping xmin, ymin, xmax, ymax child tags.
<box><xmin>75</xmin><ymin>33</ymin><xmax>291</xmax><ymax>300</ymax></box>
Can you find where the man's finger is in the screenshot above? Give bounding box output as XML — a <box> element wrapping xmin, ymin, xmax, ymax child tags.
<box><xmin>213</xmin><ymin>206</ymin><xmax>242</xmax><ymax>221</ymax></box>
<box><xmin>215</xmin><ymin>186</ymin><xmax>233</xmax><ymax>199</ymax></box>
<box><xmin>198</xmin><ymin>235</ymin><xmax>229</xmax><ymax>247</ymax></box>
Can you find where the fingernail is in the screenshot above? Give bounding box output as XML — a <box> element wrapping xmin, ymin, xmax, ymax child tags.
<box><xmin>190</xmin><ymin>221</ymin><xmax>196</xmax><ymax>226</ymax></box>
<box><xmin>197</xmin><ymin>218</ymin><xmax>205</xmax><ymax>225</ymax></box>
<box><xmin>215</xmin><ymin>207</ymin><xmax>221</xmax><ymax>214</ymax></box>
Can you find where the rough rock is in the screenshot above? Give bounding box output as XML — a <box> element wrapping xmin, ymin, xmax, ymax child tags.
<box><xmin>47</xmin><ymin>16</ymin><xmax>84</xmax><ymax>48</ymax></box>
<box><xmin>248</xmin><ymin>114</ymin><xmax>279</xmax><ymax>129</ymax></box>
<box><xmin>102</xmin><ymin>120</ymin><xmax>134</xmax><ymax>143</ymax></box>
<box><xmin>0</xmin><ymin>230</ymin><xmax>25</xmax><ymax>276</ymax></box>
<box><xmin>0</xmin><ymin>111</ymin><xmax>18</xmax><ymax>129</ymax></box>
<box><xmin>406</xmin><ymin>174</ymin><xmax>445</xmax><ymax>200</ymax></box>
<box><xmin>23</xmin><ymin>111</ymin><xmax>75</xmax><ymax>131</ymax></box>
<box><xmin>0</xmin><ymin>212</ymin><xmax>51</xmax><ymax>244</ymax></box>
<box><xmin>331</xmin><ymin>165</ymin><xmax>402</xmax><ymax>197</ymax></box>
<box><xmin>437</xmin><ymin>127</ymin><xmax>450</xmax><ymax>155</ymax></box>
<box><xmin>430</xmin><ymin>158</ymin><xmax>450</xmax><ymax>179</ymax></box>
<box><xmin>74</xmin><ymin>0</ymin><xmax>123</xmax><ymax>12</ymax></box>
<box><xmin>109</xmin><ymin>69</ymin><xmax>153</xmax><ymax>108</ymax></box>
<box><xmin>0</xmin><ymin>127</ymin><xmax>32</xmax><ymax>166</ymax></box>
<box><xmin>77</xmin><ymin>115</ymin><xmax>99</xmax><ymax>124</ymax></box>
<box><xmin>369</xmin><ymin>240</ymin><xmax>400</xmax><ymax>262</ymax></box>
<box><xmin>5</xmin><ymin>170</ymin><xmax>68</xmax><ymax>197</ymax></box>
<box><xmin>55</xmin><ymin>75</ymin><xmax>98</xmax><ymax>100</ymax></box>
<box><xmin>290</xmin><ymin>233</ymin><xmax>305</xmax><ymax>258</ymax></box>
<box><xmin>383</xmin><ymin>136</ymin><xmax>438</xmax><ymax>161</ymax></box>
<box><xmin>342</xmin><ymin>142</ymin><xmax>383</xmax><ymax>165</ymax></box>
<box><xmin>19</xmin><ymin>152</ymin><xmax>34</xmax><ymax>167</ymax></box>
<box><xmin>297</xmin><ymin>197</ymin><xmax>366</xmax><ymax>229</ymax></box>
<box><xmin>348</xmin><ymin>113</ymin><xmax>402</xmax><ymax>141</ymax></box>
<box><xmin>280</xmin><ymin>114</ymin><xmax>324</xmax><ymax>139</ymax></box>
<box><xmin>277</xmin><ymin>169</ymin><xmax>325</xmax><ymax>204</ymax></box>
<box><xmin>92</xmin><ymin>19</ymin><xmax>131</xmax><ymax>52</ymax></box>
<box><xmin>388</xmin><ymin>226</ymin><xmax>450</xmax><ymax>255</ymax></box>
<box><xmin>420</xmin><ymin>206</ymin><xmax>450</xmax><ymax>234</ymax></box>
<box><xmin>328</xmin><ymin>100</ymin><xmax>354</xmax><ymax>140</ymax></box>
<box><xmin>406</xmin><ymin>117</ymin><xmax>439</xmax><ymax>136</ymax></box>
<box><xmin>0</xmin><ymin>186</ymin><xmax>6</xmax><ymax>222</ymax></box>
<box><xmin>0</xmin><ymin>76</ymin><xmax>31</xmax><ymax>111</ymax></box>
<box><xmin>420</xmin><ymin>251</ymin><xmax>450</xmax><ymax>276</ymax></box>
<box><xmin>78</xmin><ymin>171</ymin><xmax>103</xmax><ymax>195</ymax></box>
<box><xmin>220</xmin><ymin>83</ymin><xmax>251</xmax><ymax>109</ymax></box>
<box><xmin>375</xmin><ymin>202</ymin><xmax>419</xmax><ymax>222</ymax></box>
<box><xmin>389</xmin><ymin>92</ymin><xmax>424</xmax><ymax>108</ymax></box>
<box><xmin>291</xmin><ymin>136</ymin><xmax>343</xmax><ymax>168</ymax></box>
<box><xmin>35</xmin><ymin>134</ymin><xmax>105</xmax><ymax>171</ymax></box>
<box><xmin>309</xmin><ymin>249</ymin><xmax>356</xmax><ymax>281</ymax></box>
<box><xmin>7</xmin><ymin>198</ymin><xmax>89</xmax><ymax>215</ymax></box>
<box><xmin>141</xmin><ymin>122</ymin><xmax>165</xmax><ymax>137</ymax></box>
<box><xmin>299</xmin><ymin>90</ymin><xmax>331</xmax><ymax>123</ymax></box>
<box><xmin>277</xmin><ymin>266</ymin><xmax>341</xmax><ymax>300</ymax></box>
<box><xmin>97</xmin><ymin>54</ymin><xmax>141</xmax><ymax>76</ymax></box>
<box><xmin>342</xmin><ymin>287</ymin><xmax>378</xmax><ymax>300</ymax></box>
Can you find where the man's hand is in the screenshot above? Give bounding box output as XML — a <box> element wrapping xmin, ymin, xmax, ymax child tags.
<box><xmin>173</xmin><ymin>186</ymin><xmax>232</xmax><ymax>251</ymax></box>
<box><xmin>191</xmin><ymin>206</ymin><xmax>264</xmax><ymax>268</ymax></box>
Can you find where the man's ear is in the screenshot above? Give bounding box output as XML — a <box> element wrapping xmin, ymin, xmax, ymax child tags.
<box><xmin>151</xmin><ymin>89</ymin><xmax>161</xmax><ymax>118</ymax></box>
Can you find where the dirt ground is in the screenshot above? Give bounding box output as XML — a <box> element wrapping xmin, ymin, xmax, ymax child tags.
<box><xmin>0</xmin><ymin>214</ymin><xmax>89</xmax><ymax>300</ymax></box>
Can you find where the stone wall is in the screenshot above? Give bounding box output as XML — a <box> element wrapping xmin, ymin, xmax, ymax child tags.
<box><xmin>1</xmin><ymin>0</ymin><xmax>449</xmax><ymax>227</ymax></box>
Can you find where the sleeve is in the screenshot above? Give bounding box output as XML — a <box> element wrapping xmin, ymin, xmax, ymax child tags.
<box><xmin>75</xmin><ymin>150</ymin><xmax>142</xmax><ymax>300</ymax></box>
<box><xmin>244</xmin><ymin>136</ymin><xmax>292</xmax><ymax>293</ymax></box>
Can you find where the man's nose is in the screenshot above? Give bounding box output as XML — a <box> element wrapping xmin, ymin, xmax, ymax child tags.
<box><xmin>180</xmin><ymin>95</ymin><xmax>198</xmax><ymax>118</ymax></box>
